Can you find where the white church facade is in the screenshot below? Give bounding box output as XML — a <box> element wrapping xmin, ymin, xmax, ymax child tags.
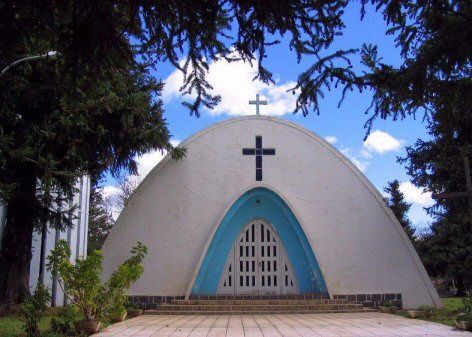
<box><xmin>102</xmin><ymin>116</ymin><xmax>441</xmax><ymax>309</ymax></box>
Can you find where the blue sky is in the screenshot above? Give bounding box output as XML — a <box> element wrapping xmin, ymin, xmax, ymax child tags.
<box><xmin>104</xmin><ymin>2</ymin><xmax>434</xmax><ymax>232</ymax></box>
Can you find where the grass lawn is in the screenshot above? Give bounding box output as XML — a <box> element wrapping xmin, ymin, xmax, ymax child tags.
<box><xmin>0</xmin><ymin>309</ymin><xmax>109</xmax><ymax>337</ymax></box>
<box><xmin>396</xmin><ymin>297</ymin><xmax>465</xmax><ymax>327</ymax></box>
<box><xmin>0</xmin><ymin>314</ymin><xmax>52</xmax><ymax>337</ymax></box>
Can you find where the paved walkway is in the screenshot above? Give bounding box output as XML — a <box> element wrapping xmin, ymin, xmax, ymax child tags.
<box><xmin>96</xmin><ymin>313</ymin><xmax>472</xmax><ymax>337</ymax></box>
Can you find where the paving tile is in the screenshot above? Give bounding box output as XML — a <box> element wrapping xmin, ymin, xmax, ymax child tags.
<box><xmin>97</xmin><ymin>313</ymin><xmax>472</xmax><ymax>337</ymax></box>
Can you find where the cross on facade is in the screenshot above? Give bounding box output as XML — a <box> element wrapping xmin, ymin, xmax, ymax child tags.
<box><xmin>249</xmin><ymin>94</ymin><xmax>267</xmax><ymax>116</ymax></box>
<box><xmin>432</xmin><ymin>156</ymin><xmax>472</xmax><ymax>225</ymax></box>
<box><xmin>242</xmin><ymin>136</ymin><xmax>275</xmax><ymax>181</ymax></box>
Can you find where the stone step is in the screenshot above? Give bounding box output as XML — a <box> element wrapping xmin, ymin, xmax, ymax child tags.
<box><xmin>171</xmin><ymin>299</ymin><xmax>351</xmax><ymax>305</ymax></box>
<box><xmin>186</xmin><ymin>294</ymin><xmax>330</xmax><ymax>300</ymax></box>
<box><xmin>144</xmin><ymin>296</ymin><xmax>370</xmax><ymax>315</ymax></box>
<box><xmin>144</xmin><ymin>300</ymin><xmax>373</xmax><ymax>315</ymax></box>
<box><xmin>145</xmin><ymin>308</ymin><xmax>376</xmax><ymax>315</ymax></box>
<box><xmin>157</xmin><ymin>304</ymin><xmax>364</xmax><ymax>311</ymax></box>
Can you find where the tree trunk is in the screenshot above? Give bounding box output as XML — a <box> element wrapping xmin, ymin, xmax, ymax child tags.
<box><xmin>455</xmin><ymin>276</ymin><xmax>467</xmax><ymax>297</ymax></box>
<box><xmin>0</xmin><ymin>162</ymin><xmax>37</xmax><ymax>310</ymax></box>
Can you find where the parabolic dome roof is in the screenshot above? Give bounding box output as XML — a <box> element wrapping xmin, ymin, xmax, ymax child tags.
<box><xmin>102</xmin><ymin>116</ymin><xmax>441</xmax><ymax>309</ymax></box>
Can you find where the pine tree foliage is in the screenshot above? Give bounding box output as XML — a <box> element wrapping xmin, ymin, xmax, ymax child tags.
<box><xmin>133</xmin><ymin>0</ymin><xmax>348</xmax><ymax>116</ymax></box>
<box><xmin>0</xmin><ymin>0</ymin><xmax>347</xmax><ymax>307</ymax></box>
<box><xmin>0</xmin><ymin>1</ymin><xmax>182</xmax><ymax>307</ymax></box>
<box><xmin>292</xmin><ymin>0</ymin><xmax>472</xmax><ymax>294</ymax></box>
<box><xmin>0</xmin><ymin>0</ymin><xmax>470</xmax><ymax>307</ymax></box>
<box><xmin>87</xmin><ymin>183</ymin><xmax>115</xmax><ymax>254</ymax></box>
<box><xmin>384</xmin><ymin>180</ymin><xmax>416</xmax><ymax>242</ymax></box>
<box><xmin>293</xmin><ymin>0</ymin><xmax>472</xmax><ymax>134</ymax></box>
<box><xmin>399</xmin><ymin>113</ymin><xmax>472</xmax><ymax>294</ymax></box>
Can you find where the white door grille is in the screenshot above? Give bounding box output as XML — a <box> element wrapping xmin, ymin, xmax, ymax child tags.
<box><xmin>218</xmin><ymin>219</ymin><xmax>299</xmax><ymax>295</ymax></box>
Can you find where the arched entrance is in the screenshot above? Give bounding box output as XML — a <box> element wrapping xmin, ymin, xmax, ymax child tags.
<box><xmin>218</xmin><ymin>219</ymin><xmax>298</xmax><ymax>295</ymax></box>
<box><xmin>191</xmin><ymin>187</ymin><xmax>328</xmax><ymax>295</ymax></box>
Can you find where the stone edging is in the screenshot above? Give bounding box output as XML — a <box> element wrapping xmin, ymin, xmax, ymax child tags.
<box><xmin>130</xmin><ymin>293</ymin><xmax>330</xmax><ymax>310</ymax></box>
<box><xmin>333</xmin><ymin>293</ymin><xmax>402</xmax><ymax>308</ymax></box>
<box><xmin>129</xmin><ymin>293</ymin><xmax>400</xmax><ymax>310</ymax></box>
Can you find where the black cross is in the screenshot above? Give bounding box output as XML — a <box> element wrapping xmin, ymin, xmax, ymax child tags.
<box><xmin>242</xmin><ymin>136</ymin><xmax>276</xmax><ymax>181</ymax></box>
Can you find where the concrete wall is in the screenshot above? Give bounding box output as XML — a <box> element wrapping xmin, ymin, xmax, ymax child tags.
<box><xmin>102</xmin><ymin>116</ymin><xmax>441</xmax><ymax>309</ymax></box>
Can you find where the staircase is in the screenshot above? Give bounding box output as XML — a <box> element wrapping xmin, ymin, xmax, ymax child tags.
<box><xmin>144</xmin><ymin>298</ymin><xmax>374</xmax><ymax>315</ymax></box>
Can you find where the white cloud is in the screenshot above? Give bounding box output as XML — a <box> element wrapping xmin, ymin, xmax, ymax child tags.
<box><xmin>102</xmin><ymin>185</ymin><xmax>121</xmax><ymax>199</ymax></box>
<box><xmin>399</xmin><ymin>182</ymin><xmax>435</xmax><ymax>207</ymax></box>
<box><xmin>381</xmin><ymin>181</ymin><xmax>434</xmax><ymax>229</ymax></box>
<box><xmin>132</xmin><ymin>139</ymin><xmax>180</xmax><ymax>182</ymax></box>
<box><xmin>163</xmin><ymin>57</ymin><xmax>297</xmax><ymax>116</ymax></box>
<box><xmin>359</xmin><ymin>148</ymin><xmax>373</xmax><ymax>159</ymax></box>
<box><xmin>408</xmin><ymin>204</ymin><xmax>433</xmax><ymax>232</ymax></box>
<box><xmin>135</xmin><ymin>151</ymin><xmax>166</xmax><ymax>178</ymax></box>
<box><xmin>332</xmin><ymin>130</ymin><xmax>403</xmax><ymax>174</ymax></box>
<box><xmin>102</xmin><ymin>140</ymin><xmax>180</xmax><ymax>220</ymax></box>
<box><xmin>101</xmin><ymin>185</ymin><xmax>123</xmax><ymax>221</ymax></box>
<box><xmin>341</xmin><ymin>148</ymin><xmax>370</xmax><ymax>173</ymax></box>
<box><xmin>351</xmin><ymin>158</ymin><xmax>369</xmax><ymax>173</ymax></box>
<box><xmin>363</xmin><ymin>130</ymin><xmax>404</xmax><ymax>154</ymax></box>
<box><xmin>325</xmin><ymin>136</ymin><xmax>338</xmax><ymax>144</ymax></box>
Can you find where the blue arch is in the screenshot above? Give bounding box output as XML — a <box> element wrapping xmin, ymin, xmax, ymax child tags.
<box><xmin>192</xmin><ymin>187</ymin><xmax>328</xmax><ymax>294</ymax></box>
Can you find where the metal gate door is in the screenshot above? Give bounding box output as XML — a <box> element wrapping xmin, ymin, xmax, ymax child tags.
<box><xmin>218</xmin><ymin>219</ymin><xmax>299</xmax><ymax>295</ymax></box>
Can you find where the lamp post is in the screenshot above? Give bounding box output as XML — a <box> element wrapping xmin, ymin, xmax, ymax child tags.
<box><xmin>0</xmin><ymin>51</ymin><xmax>59</xmax><ymax>78</ymax></box>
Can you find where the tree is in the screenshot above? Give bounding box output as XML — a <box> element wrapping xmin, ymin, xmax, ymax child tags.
<box><xmin>399</xmin><ymin>112</ymin><xmax>472</xmax><ymax>295</ymax></box>
<box><xmin>384</xmin><ymin>180</ymin><xmax>416</xmax><ymax>242</ymax></box>
<box><xmin>0</xmin><ymin>0</ymin><xmax>347</xmax><ymax>308</ymax></box>
<box><xmin>293</xmin><ymin>0</ymin><xmax>472</xmax><ymax>134</ymax></box>
<box><xmin>0</xmin><ymin>2</ymin><xmax>181</xmax><ymax>308</ymax></box>
<box><xmin>115</xmin><ymin>171</ymin><xmax>140</xmax><ymax>211</ymax></box>
<box><xmin>87</xmin><ymin>183</ymin><xmax>115</xmax><ymax>254</ymax></box>
<box><xmin>415</xmin><ymin>219</ymin><xmax>472</xmax><ymax>296</ymax></box>
<box><xmin>1</xmin><ymin>0</ymin><xmax>470</xmax><ymax>308</ymax></box>
<box><xmin>0</xmin><ymin>54</ymin><xmax>178</xmax><ymax>308</ymax></box>
<box><xmin>291</xmin><ymin>0</ymin><xmax>472</xmax><ymax>296</ymax></box>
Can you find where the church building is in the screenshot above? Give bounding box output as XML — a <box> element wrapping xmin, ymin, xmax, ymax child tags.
<box><xmin>102</xmin><ymin>114</ymin><xmax>441</xmax><ymax>311</ymax></box>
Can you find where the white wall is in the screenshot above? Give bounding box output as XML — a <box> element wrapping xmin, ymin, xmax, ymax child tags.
<box><xmin>102</xmin><ymin>116</ymin><xmax>441</xmax><ymax>309</ymax></box>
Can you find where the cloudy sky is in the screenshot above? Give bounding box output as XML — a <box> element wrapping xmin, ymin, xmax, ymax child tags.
<box><xmin>104</xmin><ymin>2</ymin><xmax>434</xmax><ymax>231</ymax></box>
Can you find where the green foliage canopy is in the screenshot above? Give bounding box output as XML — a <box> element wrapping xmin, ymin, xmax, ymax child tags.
<box><xmin>294</xmin><ymin>0</ymin><xmax>472</xmax><ymax>134</ymax></box>
<box><xmin>87</xmin><ymin>183</ymin><xmax>115</xmax><ymax>254</ymax></box>
<box><xmin>0</xmin><ymin>0</ymin><xmax>345</xmax><ymax>306</ymax></box>
<box><xmin>1</xmin><ymin>0</ymin><xmax>471</xmax><ymax>307</ymax></box>
<box><xmin>384</xmin><ymin>179</ymin><xmax>416</xmax><ymax>242</ymax></box>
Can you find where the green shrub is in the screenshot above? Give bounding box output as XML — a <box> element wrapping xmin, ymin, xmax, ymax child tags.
<box><xmin>463</xmin><ymin>296</ymin><xmax>472</xmax><ymax>313</ymax></box>
<box><xmin>381</xmin><ymin>300</ymin><xmax>394</xmax><ymax>307</ymax></box>
<box><xmin>125</xmin><ymin>299</ymin><xmax>139</xmax><ymax>311</ymax></box>
<box><xmin>49</xmin><ymin>305</ymin><xmax>77</xmax><ymax>334</ymax></box>
<box><xmin>20</xmin><ymin>284</ymin><xmax>51</xmax><ymax>337</ymax></box>
<box><xmin>47</xmin><ymin>240</ymin><xmax>147</xmax><ymax>322</ymax></box>
<box><xmin>109</xmin><ymin>294</ymin><xmax>127</xmax><ymax>319</ymax></box>
<box><xmin>459</xmin><ymin>296</ymin><xmax>472</xmax><ymax>321</ymax></box>
<box><xmin>109</xmin><ymin>304</ymin><xmax>127</xmax><ymax>319</ymax></box>
<box><xmin>418</xmin><ymin>305</ymin><xmax>435</xmax><ymax>317</ymax></box>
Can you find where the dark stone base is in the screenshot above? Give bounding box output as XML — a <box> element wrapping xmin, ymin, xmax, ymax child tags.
<box><xmin>129</xmin><ymin>293</ymin><xmax>330</xmax><ymax>310</ymax></box>
<box><xmin>129</xmin><ymin>295</ymin><xmax>185</xmax><ymax>310</ymax></box>
<box><xmin>129</xmin><ymin>293</ymin><xmax>399</xmax><ymax>310</ymax></box>
<box><xmin>333</xmin><ymin>293</ymin><xmax>402</xmax><ymax>309</ymax></box>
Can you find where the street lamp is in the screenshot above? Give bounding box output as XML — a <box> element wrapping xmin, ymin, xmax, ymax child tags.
<box><xmin>0</xmin><ymin>51</ymin><xmax>59</xmax><ymax>78</ymax></box>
